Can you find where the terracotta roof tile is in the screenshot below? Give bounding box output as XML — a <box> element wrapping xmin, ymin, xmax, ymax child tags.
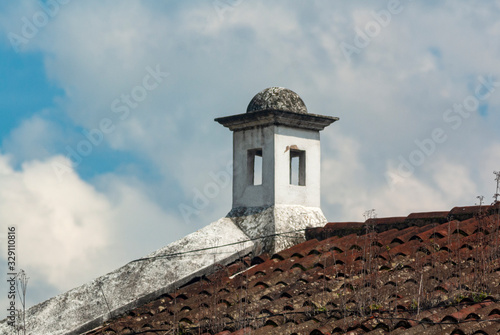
<box><xmin>86</xmin><ymin>206</ymin><xmax>500</xmax><ymax>335</ymax></box>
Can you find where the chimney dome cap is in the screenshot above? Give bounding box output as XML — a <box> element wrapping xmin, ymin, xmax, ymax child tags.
<box><xmin>246</xmin><ymin>87</ymin><xmax>308</xmax><ymax>114</ymax></box>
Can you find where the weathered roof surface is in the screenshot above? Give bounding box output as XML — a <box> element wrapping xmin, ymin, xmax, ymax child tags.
<box><xmin>86</xmin><ymin>204</ymin><xmax>500</xmax><ymax>335</ymax></box>
<box><xmin>246</xmin><ymin>87</ymin><xmax>308</xmax><ymax>114</ymax></box>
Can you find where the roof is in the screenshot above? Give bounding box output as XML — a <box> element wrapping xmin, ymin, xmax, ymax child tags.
<box><xmin>86</xmin><ymin>204</ymin><xmax>500</xmax><ymax>335</ymax></box>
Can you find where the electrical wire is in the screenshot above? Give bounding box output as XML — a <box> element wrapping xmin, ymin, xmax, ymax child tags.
<box><xmin>127</xmin><ymin>229</ymin><xmax>307</xmax><ymax>264</ymax></box>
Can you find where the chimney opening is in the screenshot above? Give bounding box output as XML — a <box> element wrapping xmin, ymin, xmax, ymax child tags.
<box><xmin>248</xmin><ymin>149</ymin><xmax>263</xmax><ymax>185</ymax></box>
<box><xmin>290</xmin><ymin>149</ymin><xmax>305</xmax><ymax>186</ymax></box>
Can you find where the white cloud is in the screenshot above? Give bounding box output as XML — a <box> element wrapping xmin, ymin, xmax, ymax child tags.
<box><xmin>2</xmin><ymin>114</ymin><xmax>59</xmax><ymax>165</ymax></box>
<box><xmin>478</xmin><ymin>142</ymin><xmax>500</xmax><ymax>201</ymax></box>
<box><xmin>432</xmin><ymin>160</ymin><xmax>478</xmax><ymax>203</ymax></box>
<box><xmin>0</xmin><ymin>155</ymin><xmax>110</xmax><ymax>289</ymax></box>
<box><xmin>322</xmin><ymin>132</ymin><xmax>483</xmax><ymax>221</ymax></box>
<box><xmin>0</xmin><ymin>154</ymin><xmax>184</xmax><ymax>308</ymax></box>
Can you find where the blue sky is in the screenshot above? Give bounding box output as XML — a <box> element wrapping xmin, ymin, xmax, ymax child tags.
<box><xmin>1</xmin><ymin>0</ymin><xmax>500</xmax><ymax>314</ymax></box>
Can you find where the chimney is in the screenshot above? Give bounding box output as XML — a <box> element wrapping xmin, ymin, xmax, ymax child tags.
<box><xmin>215</xmin><ymin>87</ymin><xmax>338</xmax><ymax>253</ymax></box>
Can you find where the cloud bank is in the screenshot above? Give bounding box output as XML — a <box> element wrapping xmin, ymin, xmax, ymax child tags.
<box><xmin>0</xmin><ymin>0</ymin><xmax>499</xmax><ymax>310</ymax></box>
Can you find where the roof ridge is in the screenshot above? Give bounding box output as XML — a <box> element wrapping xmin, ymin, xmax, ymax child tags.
<box><xmin>307</xmin><ymin>206</ymin><xmax>500</xmax><ymax>241</ymax></box>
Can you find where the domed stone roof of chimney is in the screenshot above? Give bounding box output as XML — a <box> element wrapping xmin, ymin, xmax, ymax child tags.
<box><xmin>246</xmin><ymin>87</ymin><xmax>308</xmax><ymax>114</ymax></box>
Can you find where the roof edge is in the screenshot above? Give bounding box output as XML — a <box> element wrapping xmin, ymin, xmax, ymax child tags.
<box><xmin>307</xmin><ymin>204</ymin><xmax>500</xmax><ymax>241</ymax></box>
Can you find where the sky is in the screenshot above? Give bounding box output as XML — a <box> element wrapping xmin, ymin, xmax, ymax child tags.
<box><xmin>0</xmin><ymin>0</ymin><xmax>500</xmax><ymax>314</ymax></box>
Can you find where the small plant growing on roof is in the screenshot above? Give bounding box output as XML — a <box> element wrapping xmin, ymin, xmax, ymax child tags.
<box><xmin>409</xmin><ymin>299</ymin><xmax>418</xmax><ymax>311</ymax></box>
<box><xmin>493</xmin><ymin>171</ymin><xmax>500</xmax><ymax>204</ymax></box>
<box><xmin>363</xmin><ymin>209</ymin><xmax>377</xmax><ymax>222</ymax></box>
<box><xmin>472</xmin><ymin>291</ymin><xmax>488</xmax><ymax>303</ymax></box>
<box><xmin>315</xmin><ymin>306</ymin><xmax>327</xmax><ymax>313</ymax></box>
<box><xmin>14</xmin><ymin>270</ymin><xmax>29</xmax><ymax>335</ymax></box>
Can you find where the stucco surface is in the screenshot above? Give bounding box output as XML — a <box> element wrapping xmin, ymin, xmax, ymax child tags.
<box><xmin>227</xmin><ymin>204</ymin><xmax>327</xmax><ymax>253</ymax></box>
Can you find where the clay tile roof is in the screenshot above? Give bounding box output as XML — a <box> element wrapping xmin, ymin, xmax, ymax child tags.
<box><xmin>449</xmin><ymin>205</ymin><xmax>492</xmax><ymax>221</ymax></box>
<box><xmin>366</xmin><ymin>216</ymin><xmax>407</xmax><ymax>226</ymax></box>
<box><xmin>405</xmin><ymin>211</ymin><xmax>450</xmax><ymax>226</ymax></box>
<box><xmin>86</xmin><ymin>206</ymin><xmax>500</xmax><ymax>335</ymax></box>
